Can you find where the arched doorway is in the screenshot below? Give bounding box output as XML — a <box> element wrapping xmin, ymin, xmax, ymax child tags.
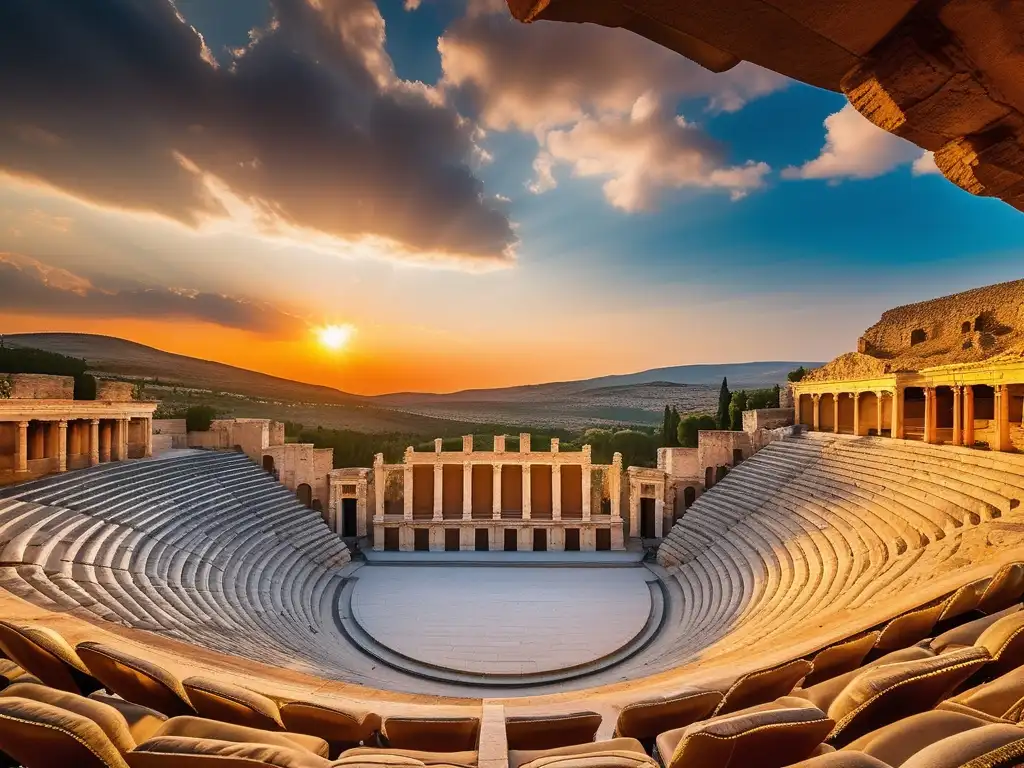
<box><xmin>296</xmin><ymin>483</ymin><xmax>312</xmax><ymax>508</ymax></box>
<box><xmin>683</xmin><ymin>485</ymin><xmax>696</xmax><ymax>509</ymax></box>
<box><xmin>262</xmin><ymin>455</ymin><xmax>275</xmax><ymax>474</ymax></box>
<box><xmin>704</xmin><ymin>466</ymin><xmax>714</xmax><ymax>489</ymax></box>
<box><xmin>819</xmin><ymin>393</ymin><xmax>836</xmax><ymax>432</ymax></box>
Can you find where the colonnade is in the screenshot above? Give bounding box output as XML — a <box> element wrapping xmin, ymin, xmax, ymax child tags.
<box><xmin>4</xmin><ymin>416</ymin><xmax>153</xmax><ymax>478</ymax></box>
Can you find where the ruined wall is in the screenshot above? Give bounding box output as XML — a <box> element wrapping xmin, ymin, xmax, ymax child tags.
<box><xmin>698</xmin><ymin>431</ymin><xmax>753</xmax><ymax>481</ymax></box>
<box><xmin>657</xmin><ymin>447</ymin><xmax>700</xmax><ymax>480</ymax></box>
<box><xmin>96</xmin><ymin>381</ymin><xmax>135</xmax><ymax>401</ymax></box>
<box><xmin>269</xmin><ymin>421</ymin><xmax>285</xmax><ymax>447</ymax></box>
<box><xmin>6</xmin><ymin>374</ymin><xmax>74</xmax><ymax>400</ymax></box>
<box><xmin>742</xmin><ymin>408</ymin><xmax>794</xmax><ymax>433</ymax></box>
<box><xmin>263</xmin><ymin>443</ymin><xmax>332</xmax><ymax>508</ymax></box>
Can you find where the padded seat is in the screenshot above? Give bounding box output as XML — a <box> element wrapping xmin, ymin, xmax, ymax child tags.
<box><xmin>154</xmin><ymin>716</ymin><xmax>329</xmax><ymax>757</ymax></box>
<box><xmin>900</xmin><ymin>724</ymin><xmax>1024</xmax><ymax>768</ymax></box>
<box><xmin>506</xmin><ymin>712</ymin><xmax>602</xmax><ymax>751</ymax></box>
<box><xmin>935</xmin><ymin>578</ymin><xmax>990</xmax><ymax>625</ymax></box>
<box><xmin>970</xmin><ymin>610</ymin><xmax>1024</xmax><ymax>681</ymax></box>
<box><xmin>794</xmin><ymin>647</ymin><xmax>935</xmax><ymax>712</ymax></box>
<box><xmin>87</xmin><ymin>692</ymin><xmax>168</xmax><ymax>744</ymax></box>
<box><xmin>280</xmin><ymin>701</ymin><xmax>382</xmax><ymax>757</ymax></box>
<box><xmin>508</xmin><ymin>738</ymin><xmax>653</xmax><ymax>768</ymax></box>
<box><xmin>181</xmin><ymin>676</ymin><xmax>284</xmax><ymax>731</ymax></box>
<box><xmin>872</xmin><ymin>602</ymin><xmax>946</xmax><ymax>654</ymax></box>
<box><xmin>786</xmin><ymin>754</ymin><xmax>891</xmax><ymax>768</ymax></box>
<box><xmin>938</xmin><ymin>665</ymin><xmax>1024</xmax><ymax>721</ymax></box>
<box><xmin>0</xmin><ymin>696</ymin><xmax>129</xmax><ymax>768</ymax></box>
<box><xmin>0</xmin><ymin>659</ymin><xmax>34</xmax><ymax>689</ymax></box>
<box><xmin>823</xmin><ymin>646</ymin><xmax>991</xmax><ymax>746</ymax></box>
<box><xmin>976</xmin><ymin>563</ymin><xmax>1024</xmax><ymax>615</ymax></box>
<box><xmin>341</xmin><ymin>746</ymin><xmax>478</xmax><ymax>767</ymax></box>
<box><xmin>382</xmin><ymin>716</ymin><xmax>480</xmax><ymax>752</ymax></box>
<box><xmin>804</xmin><ymin>634</ymin><xmax>880</xmax><ymax>688</ymax></box>
<box><xmin>126</xmin><ymin>735</ymin><xmax>331</xmax><ymax>767</ymax></box>
<box><xmin>928</xmin><ymin>605</ymin><xmax>1021</xmax><ymax>652</ymax></box>
<box><xmin>840</xmin><ymin>709</ymin><xmax>993</xmax><ymax>766</ymax></box>
<box><xmin>654</xmin><ymin>699</ymin><xmax>833</xmax><ymax>768</ymax></box>
<box><xmin>77</xmin><ymin>642</ymin><xmax>196</xmax><ymax>717</ymax></box>
<box><xmin>613</xmin><ymin>689</ymin><xmax>722</xmax><ymax>741</ymax></box>
<box><xmin>0</xmin><ymin>621</ymin><xmax>100</xmax><ymax>694</ymax></box>
<box><xmin>713</xmin><ymin>659</ymin><xmax>813</xmax><ymax>715</ymax></box>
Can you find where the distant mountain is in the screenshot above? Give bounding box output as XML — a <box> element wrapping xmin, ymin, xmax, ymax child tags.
<box><xmin>2</xmin><ymin>333</ymin><xmax>362</xmax><ymax>405</ymax></box>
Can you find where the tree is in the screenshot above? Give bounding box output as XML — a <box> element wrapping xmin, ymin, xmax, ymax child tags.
<box><xmin>670</xmin><ymin>407</ymin><xmax>681</xmax><ymax>447</ymax></box>
<box><xmin>729</xmin><ymin>390</ymin><xmax>749</xmax><ymax>431</ymax></box>
<box><xmin>788</xmin><ymin>366</ymin><xmax>807</xmax><ymax>382</ymax></box>
<box><xmin>185</xmin><ymin>405</ymin><xmax>217</xmax><ymax>432</ymax></box>
<box><xmin>608</xmin><ymin>429</ymin><xmax>658</xmax><ymax>468</ymax></box>
<box><xmin>661</xmin><ymin>405</ymin><xmax>673</xmax><ymax>447</ymax></box>
<box><xmin>716</xmin><ymin>377</ymin><xmax>731</xmax><ymax>430</ymax></box>
<box><xmin>678</xmin><ymin>413</ymin><xmax>718</xmax><ymax>448</ymax></box>
<box><xmin>746</xmin><ymin>386</ymin><xmax>781</xmax><ymax>410</ymax></box>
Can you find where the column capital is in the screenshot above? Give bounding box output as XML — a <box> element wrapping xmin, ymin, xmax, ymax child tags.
<box><xmin>90</xmin><ymin>418</ymin><xmax>100</xmax><ymax>426</ymax></box>
<box><xmin>852</xmin><ymin>392</ymin><xmax>860</xmax><ymax>401</ymax></box>
<box><xmin>17</xmin><ymin>420</ymin><xmax>29</xmax><ymax>429</ymax></box>
<box><xmin>57</xmin><ymin>419</ymin><xmax>68</xmax><ymax>429</ymax></box>
<box><xmin>811</xmin><ymin>393</ymin><xmax>820</xmax><ymax>402</ymax></box>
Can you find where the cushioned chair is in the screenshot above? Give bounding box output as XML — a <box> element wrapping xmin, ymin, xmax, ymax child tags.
<box><xmin>976</xmin><ymin>563</ymin><xmax>1024</xmax><ymax>615</ymax></box>
<box><xmin>840</xmin><ymin>709</ymin><xmax>994</xmax><ymax>766</ymax></box>
<box><xmin>927</xmin><ymin>605</ymin><xmax>1021</xmax><ymax>653</ymax></box>
<box><xmin>340</xmin><ymin>746</ymin><xmax>478</xmax><ymax>767</ymax></box>
<box><xmin>900</xmin><ymin>724</ymin><xmax>1024</xmax><ymax>768</ymax></box>
<box><xmin>871</xmin><ymin>602</ymin><xmax>947</xmax><ymax>656</ymax></box>
<box><xmin>821</xmin><ymin>646</ymin><xmax>991</xmax><ymax>746</ymax></box>
<box><xmin>932</xmin><ymin>578</ymin><xmax>992</xmax><ymax>631</ymax></box>
<box><xmin>77</xmin><ymin>642</ymin><xmax>197</xmax><ymax>718</ymax></box>
<box><xmin>612</xmin><ymin>688</ymin><xmax>722</xmax><ymax>742</ymax></box>
<box><xmin>0</xmin><ymin>621</ymin><xmax>101</xmax><ymax>694</ymax></box>
<box><xmin>793</xmin><ymin>646</ymin><xmax>936</xmax><ymax>712</ymax></box>
<box><xmin>785</xmin><ymin>753</ymin><xmax>891</xmax><ymax>768</ymax></box>
<box><xmin>654</xmin><ymin>698</ymin><xmax>833</xmax><ymax>768</ymax></box>
<box><xmin>0</xmin><ymin>696</ymin><xmax>129</xmax><ymax>768</ymax></box>
<box><xmin>280</xmin><ymin>701</ymin><xmax>382</xmax><ymax>758</ymax></box>
<box><xmin>0</xmin><ymin>659</ymin><xmax>35</xmax><ymax>690</ymax></box>
<box><xmin>125</xmin><ymin>736</ymin><xmax>332</xmax><ymax>768</ymax></box>
<box><xmin>506</xmin><ymin>712</ymin><xmax>602</xmax><ymax>751</ymax></box>
<box><xmin>508</xmin><ymin>738</ymin><xmax>655</xmax><ymax>768</ymax></box>
<box><xmin>381</xmin><ymin>716</ymin><xmax>480</xmax><ymax>752</ymax></box>
<box><xmin>182</xmin><ymin>676</ymin><xmax>284</xmax><ymax>731</ymax></box>
<box><xmin>153</xmin><ymin>716</ymin><xmax>329</xmax><ymax>758</ymax></box>
<box><xmin>712</xmin><ymin>659</ymin><xmax>813</xmax><ymax>715</ymax></box>
<box><xmin>803</xmin><ymin>633</ymin><xmax>880</xmax><ymax>688</ymax></box>
<box><xmin>88</xmin><ymin>693</ymin><xmax>170</xmax><ymax>744</ymax></box>
<box><xmin>938</xmin><ymin>665</ymin><xmax>1024</xmax><ymax>721</ymax></box>
<box><xmin>969</xmin><ymin>610</ymin><xmax>1024</xmax><ymax>682</ymax></box>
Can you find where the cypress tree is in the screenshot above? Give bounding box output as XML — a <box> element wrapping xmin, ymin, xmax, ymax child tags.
<box><xmin>662</xmin><ymin>405</ymin><xmax>672</xmax><ymax>447</ymax></box>
<box><xmin>670</xmin><ymin>407</ymin><xmax>681</xmax><ymax>446</ymax></box>
<box><xmin>716</xmin><ymin>377</ymin><xmax>731</xmax><ymax>430</ymax></box>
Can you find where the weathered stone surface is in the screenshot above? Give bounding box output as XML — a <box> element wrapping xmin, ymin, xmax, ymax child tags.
<box><xmin>6</xmin><ymin>374</ymin><xmax>74</xmax><ymax>400</ymax></box>
<box><xmin>96</xmin><ymin>381</ymin><xmax>135</xmax><ymax>401</ymax></box>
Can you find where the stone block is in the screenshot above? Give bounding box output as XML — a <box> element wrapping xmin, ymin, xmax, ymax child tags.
<box><xmin>7</xmin><ymin>374</ymin><xmax>74</xmax><ymax>400</ymax></box>
<box><xmin>96</xmin><ymin>381</ymin><xmax>135</xmax><ymax>401</ymax></box>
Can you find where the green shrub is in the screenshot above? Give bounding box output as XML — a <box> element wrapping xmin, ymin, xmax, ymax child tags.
<box><xmin>186</xmin><ymin>405</ymin><xmax>217</xmax><ymax>432</ymax></box>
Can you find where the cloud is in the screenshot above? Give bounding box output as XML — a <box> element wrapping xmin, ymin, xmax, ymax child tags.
<box><xmin>0</xmin><ymin>0</ymin><xmax>515</xmax><ymax>264</ymax></box>
<box><xmin>0</xmin><ymin>253</ymin><xmax>305</xmax><ymax>335</ymax></box>
<box><xmin>912</xmin><ymin>151</ymin><xmax>942</xmax><ymax>176</ymax></box>
<box><xmin>783</xmin><ymin>104</ymin><xmax>929</xmax><ymax>181</ymax></box>
<box><xmin>530</xmin><ymin>95</ymin><xmax>770</xmax><ymax>211</ymax></box>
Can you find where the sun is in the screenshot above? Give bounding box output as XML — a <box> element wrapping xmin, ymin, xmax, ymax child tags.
<box><xmin>316</xmin><ymin>324</ymin><xmax>355</xmax><ymax>352</ymax></box>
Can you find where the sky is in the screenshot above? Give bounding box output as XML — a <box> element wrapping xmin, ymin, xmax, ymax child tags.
<box><xmin>1</xmin><ymin>0</ymin><xmax>1023</xmax><ymax>395</ymax></box>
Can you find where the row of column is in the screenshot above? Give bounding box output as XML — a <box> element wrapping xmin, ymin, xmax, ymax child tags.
<box><xmin>12</xmin><ymin>417</ymin><xmax>151</xmax><ymax>474</ymax></box>
<box><xmin>805</xmin><ymin>390</ymin><xmax>894</xmax><ymax>437</ymax></box>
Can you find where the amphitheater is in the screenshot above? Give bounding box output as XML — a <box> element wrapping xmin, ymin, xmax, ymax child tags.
<box><xmin>1</xmin><ymin>285</ymin><xmax>1024</xmax><ymax>767</ymax></box>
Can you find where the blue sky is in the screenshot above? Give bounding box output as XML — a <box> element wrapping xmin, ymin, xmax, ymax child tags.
<box><xmin>0</xmin><ymin>0</ymin><xmax>1021</xmax><ymax>394</ymax></box>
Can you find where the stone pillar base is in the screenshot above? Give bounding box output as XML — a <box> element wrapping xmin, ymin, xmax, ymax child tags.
<box><xmin>549</xmin><ymin>527</ymin><xmax>565</xmax><ymax>552</ymax></box>
<box><xmin>488</xmin><ymin>527</ymin><xmax>502</xmax><ymax>552</ymax></box>
<box><xmin>581</xmin><ymin>528</ymin><xmax>597</xmax><ymax>552</ymax></box>
<box><xmin>373</xmin><ymin>524</ymin><xmax>385</xmax><ymax>551</ymax></box>
<box><xmin>460</xmin><ymin>527</ymin><xmax>475</xmax><ymax>551</ymax></box>
<box><xmin>517</xmin><ymin>527</ymin><xmax>533</xmax><ymax>551</ymax></box>
<box><xmin>399</xmin><ymin>527</ymin><xmax>414</xmax><ymax>552</ymax></box>
<box><xmin>429</xmin><ymin>526</ymin><xmax>445</xmax><ymax>552</ymax></box>
<box><xmin>611</xmin><ymin>523</ymin><xmax>624</xmax><ymax>551</ymax></box>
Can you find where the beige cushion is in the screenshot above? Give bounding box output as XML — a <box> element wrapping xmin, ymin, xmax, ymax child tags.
<box><xmin>713</xmin><ymin>659</ymin><xmax>813</xmax><ymax>715</ymax></box>
<box><xmin>826</xmin><ymin>646</ymin><xmax>991</xmax><ymax>746</ymax></box>
<box><xmin>939</xmin><ymin>664</ymin><xmax>1024</xmax><ymax>721</ymax></box>
<box><xmin>333</xmin><ymin>757</ymin><xmax>427</xmax><ymax>768</ymax></box>
<box><xmin>0</xmin><ymin>620</ymin><xmax>98</xmax><ymax>694</ymax></box>
<box><xmin>656</xmin><ymin>700</ymin><xmax>833</xmax><ymax>768</ymax></box>
<box><xmin>280</xmin><ymin>701</ymin><xmax>381</xmax><ymax>755</ymax></box>
<box><xmin>841</xmin><ymin>709</ymin><xmax>991</xmax><ymax>766</ymax></box>
<box><xmin>875</xmin><ymin>602</ymin><xmax>946</xmax><ymax>652</ymax></box>
<box><xmin>519</xmin><ymin>751</ymin><xmax>656</xmax><ymax>768</ymax></box>
<box><xmin>382</xmin><ymin>716</ymin><xmax>480</xmax><ymax>752</ymax></box>
<box><xmin>804</xmin><ymin>634</ymin><xmax>880</xmax><ymax>688</ymax></box>
<box><xmin>2</xmin><ymin>681</ymin><xmax>137</xmax><ymax>752</ymax></box>
<box><xmin>506</xmin><ymin>712</ymin><xmax>602</xmax><ymax>751</ymax></box>
<box><xmin>0</xmin><ymin>659</ymin><xmax>31</xmax><ymax>689</ymax></box>
<box><xmin>785</xmin><ymin>753</ymin><xmax>895</xmax><ymax>768</ymax></box>
<box><xmin>341</xmin><ymin>747</ymin><xmax>478</xmax><ymax>767</ymax></box>
<box><xmin>974</xmin><ymin>610</ymin><xmax>1024</xmax><ymax>679</ymax></box>
<box><xmin>77</xmin><ymin>642</ymin><xmax>195</xmax><ymax>718</ymax></box>
<box><xmin>89</xmin><ymin>692</ymin><xmax>168</xmax><ymax>745</ymax></box>
<box><xmin>155</xmin><ymin>715</ymin><xmax>329</xmax><ymax>757</ymax></box>
<box><xmin>939</xmin><ymin>579</ymin><xmax>991</xmax><ymax>622</ymax></box>
<box><xmin>614</xmin><ymin>688</ymin><xmax>721</xmax><ymax>740</ymax></box>
<box><xmin>794</xmin><ymin>646</ymin><xmax>935</xmax><ymax>712</ymax></box>
<box><xmin>901</xmin><ymin>724</ymin><xmax>1024</xmax><ymax>768</ymax></box>
<box><xmin>0</xmin><ymin>695</ymin><xmax>129</xmax><ymax>768</ymax></box>
<box><xmin>929</xmin><ymin>605</ymin><xmax>1021</xmax><ymax>651</ymax></box>
<box><xmin>126</xmin><ymin>735</ymin><xmax>331</xmax><ymax>767</ymax></box>
<box><xmin>509</xmin><ymin>738</ymin><xmax>647</xmax><ymax>768</ymax></box>
<box><xmin>977</xmin><ymin>563</ymin><xmax>1024</xmax><ymax>614</ymax></box>
<box><xmin>182</xmin><ymin>676</ymin><xmax>283</xmax><ymax>731</ymax></box>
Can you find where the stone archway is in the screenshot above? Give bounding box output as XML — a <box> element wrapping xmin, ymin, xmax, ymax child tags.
<box><xmin>296</xmin><ymin>483</ymin><xmax>312</xmax><ymax>508</ymax></box>
<box><xmin>683</xmin><ymin>485</ymin><xmax>696</xmax><ymax>509</ymax></box>
<box><xmin>262</xmin><ymin>455</ymin><xmax>275</xmax><ymax>474</ymax></box>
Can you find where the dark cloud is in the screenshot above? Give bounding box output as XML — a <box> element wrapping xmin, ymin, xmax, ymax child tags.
<box><xmin>0</xmin><ymin>253</ymin><xmax>306</xmax><ymax>335</ymax></box>
<box><xmin>0</xmin><ymin>0</ymin><xmax>515</xmax><ymax>262</ymax></box>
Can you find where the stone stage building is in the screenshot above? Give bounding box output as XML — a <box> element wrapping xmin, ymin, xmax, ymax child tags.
<box><xmin>0</xmin><ymin>374</ymin><xmax>156</xmax><ymax>484</ymax></box>
<box><xmin>792</xmin><ymin>279</ymin><xmax>1024</xmax><ymax>451</ymax></box>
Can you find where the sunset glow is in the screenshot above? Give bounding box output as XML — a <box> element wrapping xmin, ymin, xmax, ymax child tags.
<box><xmin>317</xmin><ymin>324</ymin><xmax>355</xmax><ymax>352</ymax></box>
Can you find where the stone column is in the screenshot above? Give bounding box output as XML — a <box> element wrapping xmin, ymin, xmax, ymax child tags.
<box><xmin>403</xmin><ymin>464</ymin><xmax>413</xmax><ymax>521</ymax></box>
<box><xmin>628</xmin><ymin>479</ymin><xmax>639</xmax><ymax>539</ymax></box>
<box><xmin>952</xmin><ymin>386</ymin><xmax>963</xmax><ymax>446</ymax></box>
<box><xmin>654</xmin><ymin>494</ymin><xmax>665</xmax><ymax>538</ymax></box>
<box><xmin>89</xmin><ymin>419</ymin><xmax>100</xmax><ymax>466</ymax></box>
<box><xmin>852</xmin><ymin>393</ymin><xmax>861</xmax><ymax>436</ymax></box>
<box><xmin>610</xmin><ymin>453</ymin><xmax>623</xmax><ymax>521</ymax></box>
<box><xmin>551</xmin><ymin>463</ymin><xmax>562</xmax><ymax>521</ymax></box>
<box><xmin>432</xmin><ymin>461</ymin><xmax>443</xmax><ymax>521</ymax></box>
<box><xmin>356</xmin><ymin>478</ymin><xmax>368</xmax><ymax>536</ymax></box>
<box><xmin>812</xmin><ymin>394</ymin><xmax>820</xmax><ymax>432</ymax></box>
<box><xmin>875</xmin><ymin>392</ymin><xmax>884</xmax><ymax>436</ymax></box>
<box><xmin>462</xmin><ymin>462</ymin><xmax>472</xmax><ymax>520</ymax></box>
<box><xmin>144</xmin><ymin>418</ymin><xmax>153</xmax><ymax>457</ymax></box>
<box><xmin>373</xmin><ymin>454</ymin><xmax>385</xmax><ymax>519</ymax></box>
<box><xmin>582</xmin><ymin>466</ymin><xmax>592</xmax><ymax>521</ymax></box>
<box><xmin>110</xmin><ymin>420</ymin><xmax>121</xmax><ymax>461</ymax></box>
<box><xmin>521</xmin><ymin>463</ymin><xmax>531</xmax><ymax>520</ymax></box>
<box><xmin>832</xmin><ymin>394</ymin><xmax>840</xmax><ymax>434</ymax></box>
<box><xmin>964</xmin><ymin>386</ymin><xmax>975</xmax><ymax>446</ymax></box>
<box><xmin>57</xmin><ymin>420</ymin><xmax>68</xmax><ymax>473</ymax></box>
<box><xmin>15</xmin><ymin>421</ymin><xmax>28</xmax><ymax>474</ymax></box>
<box><xmin>924</xmin><ymin>387</ymin><xmax>935</xmax><ymax>443</ymax></box>
<box><xmin>794</xmin><ymin>393</ymin><xmax>801</xmax><ymax>426</ymax></box>
<box><xmin>492</xmin><ymin>463</ymin><xmax>502</xmax><ymax>519</ymax></box>
<box><xmin>892</xmin><ymin>388</ymin><xmax>904</xmax><ymax>439</ymax></box>
<box><xmin>996</xmin><ymin>384</ymin><xmax>1012</xmax><ymax>452</ymax></box>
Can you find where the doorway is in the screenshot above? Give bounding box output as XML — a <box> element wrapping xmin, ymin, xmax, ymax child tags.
<box><xmin>503</xmin><ymin>529</ymin><xmax>518</xmax><ymax>552</ymax></box>
<box><xmin>640</xmin><ymin>498</ymin><xmax>656</xmax><ymax>538</ymax></box>
<box><xmin>564</xmin><ymin>528</ymin><xmax>580</xmax><ymax>552</ymax></box>
<box><xmin>341</xmin><ymin>498</ymin><xmax>358</xmax><ymax>537</ymax></box>
<box><xmin>475</xmin><ymin>528</ymin><xmax>489</xmax><ymax>551</ymax></box>
<box><xmin>533</xmin><ymin>528</ymin><xmax>547</xmax><ymax>552</ymax></box>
